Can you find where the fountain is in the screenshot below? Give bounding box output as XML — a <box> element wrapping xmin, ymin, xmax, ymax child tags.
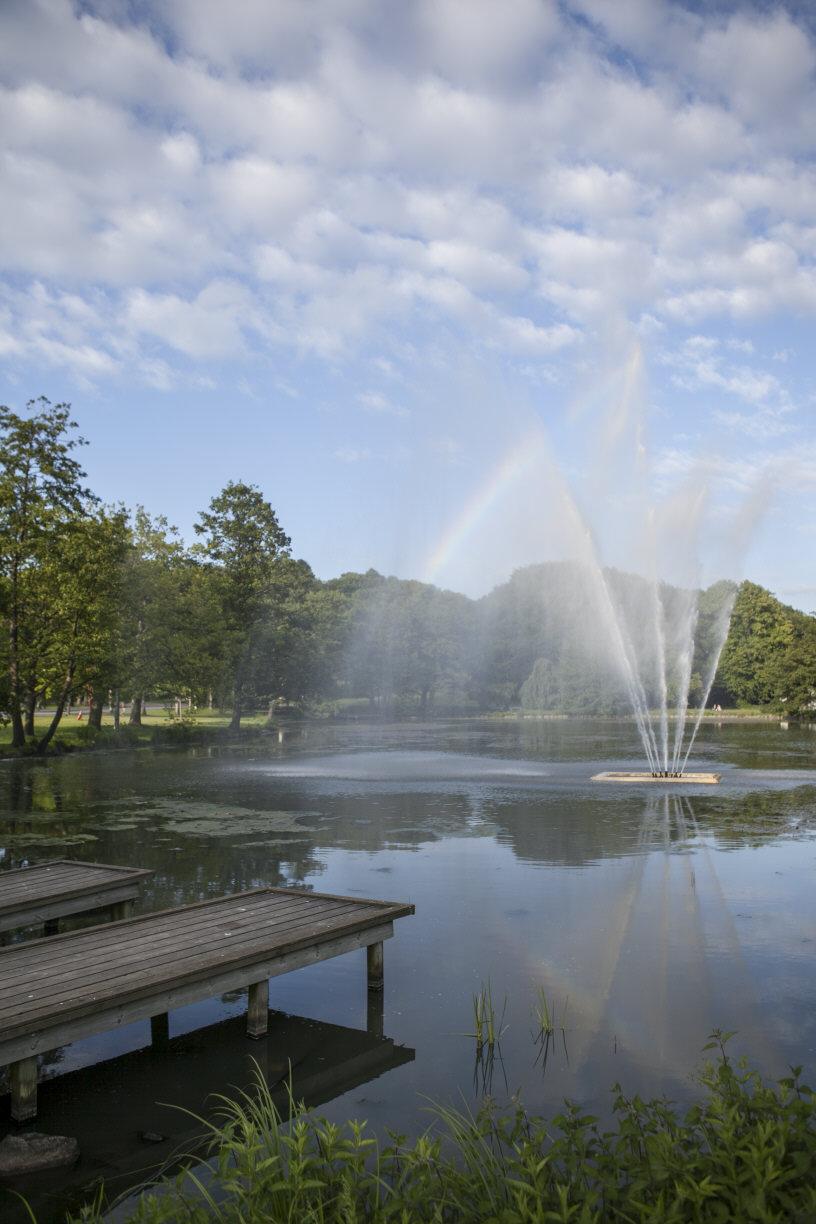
<box><xmin>542</xmin><ymin>344</ymin><xmax>743</xmax><ymax>785</ymax></box>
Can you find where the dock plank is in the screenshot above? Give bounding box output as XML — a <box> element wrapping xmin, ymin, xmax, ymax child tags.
<box><xmin>0</xmin><ymin>860</ymin><xmax>153</xmax><ymax>935</ymax></box>
<box><xmin>0</xmin><ymin>888</ymin><xmax>413</xmax><ymax>1048</ymax></box>
<box><xmin>0</xmin><ymin>901</ymin><xmax>378</xmax><ymax>1010</ymax></box>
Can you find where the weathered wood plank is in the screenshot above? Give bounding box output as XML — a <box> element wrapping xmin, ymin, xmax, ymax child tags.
<box><xmin>0</xmin><ymin>890</ymin><xmax>413</xmax><ymax>1041</ymax></box>
<box><xmin>0</xmin><ymin>888</ymin><xmax>353</xmax><ymax>960</ymax></box>
<box><xmin>0</xmin><ymin>891</ymin><xmax>395</xmax><ymax>974</ymax></box>
<box><xmin>0</xmin><ymin>906</ymin><xmax>394</xmax><ymax>1026</ymax></box>
<box><xmin>0</xmin><ymin>860</ymin><xmax>153</xmax><ymax>934</ymax></box>
<box><xmin>0</xmin><ymin>920</ymin><xmax>397</xmax><ymax>1066</ymax></box>
<box><xmin>0</xmin><ymin>899</ymin><xmax>375</xmax><ymax>1002</ymax></box>
<box><xmin>0</xmin><ymin>910</ymin><xmax>391</xmax><ymax>1023</ymax></box>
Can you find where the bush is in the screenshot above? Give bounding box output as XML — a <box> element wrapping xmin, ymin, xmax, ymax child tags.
<box><xmin>66</xmin><ymin>1034</ymin><xmax>815</xmax><ymax>1223</ymax></box>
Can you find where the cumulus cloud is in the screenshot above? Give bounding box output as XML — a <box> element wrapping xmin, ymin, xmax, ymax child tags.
<box><xmin>0</xmin><ymin>0</ymin><xmax>813</xmax><ymax>405</ymax></box>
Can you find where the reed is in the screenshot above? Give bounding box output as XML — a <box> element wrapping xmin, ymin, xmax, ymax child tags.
<box><xmin>532</xmin><ymin>986</ymin><xmax>568</xmax><ymax>1038</ymax></box>
<box><xmin>470</xmin><ymin>980</ymin><xmax>508</xmax><ymax>1049</ymax></box>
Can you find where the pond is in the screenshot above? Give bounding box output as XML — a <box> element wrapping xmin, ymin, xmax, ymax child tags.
<box><xmin>1</xmin><ymin>717</ymin><xmax>815</xmax><ymax>1219</ymax></box>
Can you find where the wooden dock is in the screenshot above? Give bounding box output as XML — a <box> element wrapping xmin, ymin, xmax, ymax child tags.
<box><xmin>0</xmin><ymin>886</ymin><xmax>414</xmax><ymax>1121</ymax></box>
<box><xmin>0</xmin><ymin>860</ymin><xmax>153</xmax><ymax>937</ymax></box>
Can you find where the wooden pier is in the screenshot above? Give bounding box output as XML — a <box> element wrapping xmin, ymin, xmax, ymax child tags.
<box><xmin>0</xmin><ymin>886</ymin><xmax>413</xmax><ymax>1121</ymax></box>
<box><xmin>0</xmin><ymin>860</ymin><xmax>153</xmax><ymax>937</ymax></box>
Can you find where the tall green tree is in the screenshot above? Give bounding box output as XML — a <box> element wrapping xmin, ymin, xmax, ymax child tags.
<box><xmin>0</xmin><ymin>399</ymin><xmax>94</xmax><ymax>747</ymax></box>
<box><xmin>34</xmin><ymin>508</ymin><xmax>129</xmax><ymax>752</ymax></box>
<box><xmin>194</xmin><ymin>482</ymin><xmax>291</xmax><ymax>729</ymax></box>
<box><xmin>118</xmin><ymin>509</ymin><xmax>221</xmax><ymax>724</ymax></box>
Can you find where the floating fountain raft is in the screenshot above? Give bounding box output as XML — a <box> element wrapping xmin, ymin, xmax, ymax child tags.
<box><xmin>592</xmin><ymin>771</ymin><xmax>720</xmax><ymax>784</ymax></box>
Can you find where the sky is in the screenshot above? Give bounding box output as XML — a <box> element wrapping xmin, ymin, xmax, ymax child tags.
<box><xmin>1</xmin><ymin>0</ymin><xmax>815</xmax><ymax>608</ymax></box>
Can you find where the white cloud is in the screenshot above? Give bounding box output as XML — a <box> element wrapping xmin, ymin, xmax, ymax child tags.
<box><xmin>335</xmin><ymin>445</ymin><xmax>372</xmax><ymax>463</ymax></box>
<box><xmin>357</xmin><ymin>391</ymin><xmax>409</xmax><ymax>418</ymax></box>
<box><xmin>0</xmin><ymin>0</ymin><xmax>813</xmax><ymax>390</ymax></box>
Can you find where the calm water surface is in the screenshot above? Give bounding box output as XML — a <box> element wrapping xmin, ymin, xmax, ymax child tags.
<box><xmin>1</xmin><ymin>718</ymin><xmax>815</xmax><ymax>1218</ymax></box>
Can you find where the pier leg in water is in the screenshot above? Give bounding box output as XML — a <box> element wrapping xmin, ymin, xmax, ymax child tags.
<box><xmin>110</xmin><ymin>900</ymin><xmax>134</xmax><ymax>921</ymax></box>
<box><xmin>43</xmin><ymin>918</ymin><xmax>59</xmax><ymax>936</ymax></box>
<box><xmin>367</xmin><ymin>941</ymin><xmax>384</xmax><ymax>991</ymax></box>
<box><xmin>247</xmin><ymin>980</ymin><xmax>269</xmax><ymax>1039</ymax></box>
<box><xmin>366</xmin><ymin>941</ymin><xmax>385</xmax><ymax>1037</ymax></box>
<box><xmin>11</xmin><ymin>1056</ymin><xmax>38</xmax><ymax>1123</ymax></box>
<box><xmin>150</xmin><ymin>1013</ymin><xmax>170</xmax><ymax>1050</ymax></box>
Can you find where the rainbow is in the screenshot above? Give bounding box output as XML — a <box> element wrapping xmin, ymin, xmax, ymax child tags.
<box><xmin>422</xmin><ymin>428</ymin><xmax>549</xmax><ymax>585</ymax></box>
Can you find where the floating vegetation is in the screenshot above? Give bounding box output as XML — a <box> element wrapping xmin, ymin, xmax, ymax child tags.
<box><xmin>0</xmin><ymin>830</ymin><xmax>98</xmax><ymax>848</ymax></box>
<box><xmin>91</xmin><ymin>799</ymin><xmax>313</xmax><ymax>840</ymax></box>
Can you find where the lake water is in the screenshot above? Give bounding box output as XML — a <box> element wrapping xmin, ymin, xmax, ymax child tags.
<box><xmin>1</xmin><ymin>718</ymin><xmax>815</xmax><ymax>1219</ymax></box>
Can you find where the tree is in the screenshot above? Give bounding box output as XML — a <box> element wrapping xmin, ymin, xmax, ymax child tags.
<box><xmin>34</xmin><ymin>508</ymin><xmax>129</xmax><ymax>752</ymax></box>
<box><xmin>716</xmin><ymin>581</ymin><xmax>796</xmax><ymax>706</ymax></box>
<box><xmin>117</xmin><ymin>509</ymin><xmax>221</xmax><ymax>724</ymax></box>
<box><xmin>0</xmin><ymin>399</ymin><xmax>94</xmax><ymax>747</ymax></box>
<box><xmin>194</xmin><ymin>482</ymin><xmax>291</xmax><ymax>729</ymax></box>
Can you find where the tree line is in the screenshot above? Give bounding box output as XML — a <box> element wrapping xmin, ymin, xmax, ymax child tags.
<box><xmin>1</xmin><ymin>399</ymin><xmax>813</xmax><ymax>751</ymax></box>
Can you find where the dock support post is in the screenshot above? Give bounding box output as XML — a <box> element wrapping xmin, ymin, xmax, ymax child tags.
<box><xmin>150</xmin><ymin>1013</ymin><xmax>170</xmax><ymax>1050</ymax></box>
<box><xmin>247</xmin><ymin>980</ymin><xmax>268</xmax><ymax>1039</ymax></box>
<box><xmin>367</xmin><ymin>941</ymin><xmax>384</xmax><ymax>991</ymax></box>
<box><xmin>43</xmin><ymin>918</ymin><xmax>59</xmax><ymax>936</ymax></box>
<box><xmin>10</xmin><ymin>1057</ymin><xmax>38</xmax><ymax>1123</ymax></box>
<box><xmin>110</xmin><ymin>900</ymin><xmax>134</xmax><ymax>922</ymax></box>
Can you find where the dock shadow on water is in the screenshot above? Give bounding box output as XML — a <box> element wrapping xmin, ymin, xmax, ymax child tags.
<box><xmin>0</xmin><ymin>717</ymin><xmax>815</xmax><ymax>1218</ymax></box>
<box><xmin>1</xmin><ymin>1009</ymin><xmax>414</xmax><ymax>1224</ymax></box>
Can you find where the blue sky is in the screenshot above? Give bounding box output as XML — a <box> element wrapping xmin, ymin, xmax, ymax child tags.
<box><xmin>1</xmin><ymin>0</ymin><xmax>814</xmax><ymax>607</ymax></box>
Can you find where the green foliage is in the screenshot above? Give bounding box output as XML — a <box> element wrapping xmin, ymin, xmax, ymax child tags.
<box><xmin>716</xmin><ymin>582</ymin><xmax>816</xmax><ymax>714</ymax></box>
<box><xmin>194</xmin><ymin>481</ymin><xmax>292</xmax><ymax>728</ymax></box>
<box><xmin>0</xmin><ymin>398</ymin><xmax>96</xmax><ymax>745</ymax></box>
<box><xmin>65</xmin><ymin>1041</ymin><xmax>816</xmax><ymax>1223</ymax></box>
<box><xmin>1</xmin><ymin>396</ymin><xmax>814</xmax><ymax>747</ymax></box>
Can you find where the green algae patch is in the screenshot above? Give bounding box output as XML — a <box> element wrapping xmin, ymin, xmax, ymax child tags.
<box><xmin>90</xmin><ymin>798</ymin><xmax>313</xmax><ymax>840</ymax></box>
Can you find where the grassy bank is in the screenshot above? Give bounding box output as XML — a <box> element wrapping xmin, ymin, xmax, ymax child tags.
<box><xmin>60</xmin><ymin>1038</ymin><xmax>815</xmax><ymax>1223</ymax></box>
<box><xmin>0</xmin><ymin>709</ymin><xmax>280</xmax><ymax>758</ymax></box>
<box><xmin>0</xmin><ymin>702</ymin><xmax>788</xmax><ymax>759</ymax></box>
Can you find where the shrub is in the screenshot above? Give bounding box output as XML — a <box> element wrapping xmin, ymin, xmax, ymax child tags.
<box><xmin>64</xmin><ymin>1035</ymin><xmax>815</xmax><ymax>1223</ymax></box>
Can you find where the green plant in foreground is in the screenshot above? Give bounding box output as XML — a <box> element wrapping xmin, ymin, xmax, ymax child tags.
<box><xmin>53</xmin><ymin>1032</ymin><xmax>816</xmax><ymax>1224</ymax></box>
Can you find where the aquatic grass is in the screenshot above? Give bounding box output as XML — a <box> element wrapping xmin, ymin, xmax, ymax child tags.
<box><xmin>532</xmin><ymin>985</ymin><xmax>568</xmax><ymax>1038</ymax></box>
<box><xmin>53</xmin><ymin>1035</ymin><xmax>816</xmax><ymax>1223</ymax></box>
<box><xmin>469</xmin><ymin>980</ymin><xmax>508</xmax><ymax>1051</ymax></box>
<box><xmin>532</xmin><ymin>987</ymin><xmax>569</xmax><ymax>1073</ymax></box>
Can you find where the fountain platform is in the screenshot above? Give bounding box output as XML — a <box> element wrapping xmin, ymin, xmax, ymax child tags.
<box><xmin>592</xmin><ymin>771</ymin><xmax>721</xmax><ymax>784</ymax></box>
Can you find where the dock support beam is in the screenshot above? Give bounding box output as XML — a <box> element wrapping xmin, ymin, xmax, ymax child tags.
<box><xmin>43</xmin><ymin>918</ymin><xmax>59</xmax><ymax>936</ymax></box>
<box><xmin>367</xmin><ymin>941</ymin><xmax>384</xmax><ymax>991</ymax></box>
<box><xmin>110</xmin><ymin>900</ymin><xmax>134</xmax><ymax>922</ymax></box>
<box><xmin>247</xmin><ymin>980</ymin><xmax>268</xmax><ymax>1039</ymax></box>
<box><xmin>150</xmin><ymin>1013</ymin><xmax>170</xmax><ymax>1050</ymax></box>
<box><xmin>10</xmin><ymin>1057</ymin><xmax>38</xmax><ymax>1123</ymax></box>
